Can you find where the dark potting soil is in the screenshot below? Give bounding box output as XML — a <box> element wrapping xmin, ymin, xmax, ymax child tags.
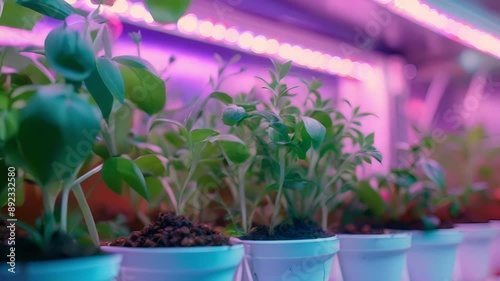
<box><xmin>0</xmin><ymin>219</ymin><xmax>99</xmax><ymax>262</ymax></box>
<box><xmin>452</xmin><ymin>212</ymin><xmax>490</xmax><ymax>224</ymax></box>
<box><xmin>241</xmin><ymin>219</ymin><xmax>333</xmax><ymax>240</ymax></box>
<box><xmin>104</xmin><ymin>213</ymin><xmax>229</xmax><ymax>247</ymax></box>
<box><xmin>332</xmin><ymin>223</ymin><xmax>391</xmax><ymax>235</ymax></box>
<box><xmin>385</xmin><ymin>219</ymin><xmax>454</xmax><ymax>231</ymax></box>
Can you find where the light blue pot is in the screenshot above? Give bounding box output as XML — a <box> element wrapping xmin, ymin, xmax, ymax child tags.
<box><xmin>102</xmin><ymin>245</ymin><xmax>244</xmax><ymax>281</ymax></box>
<box><xmin>403</xmin><ymin>229</ymin><xmax>464</xmax><ymax>281</ymax></box>
<box><xmin>338</xmin><ymin>233</ymin><xmax>411</xmax><ymax>281</ymax></box>
<box><xmin>0</xmin><ymin>253</ymin><xmax>122</xmax><ymax>281</ymax></box>
<box><xmin>455</xmin><ymin>223</ymin><xmax>500</xmax><ymax>281</ymax></box>
<box><xmin>240</xmin><ymin>236</ymin><xmax>340</xmax><ymax>281</ymax></box>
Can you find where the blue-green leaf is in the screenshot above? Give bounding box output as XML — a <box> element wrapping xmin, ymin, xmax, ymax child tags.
<box><xmin>222</xmin><ymin>105</ymin><xmax>247</xmax><ymax>126</ymax></box>
<box><xmin>16</xmin><ymin>0</ymin><xmax>75</xmax><ymax>20</ymax></box>
<box><xmin>102</xmin><ymin>157</ymin><xmax>149</xmax><ymax>201</ymax></box>
<box><xmin>144</xmin><ymin>0</ymin><xmax>191</xmax><ymax>24</ymax></box>
<box><xmin>301</xmin><ymin>116</ymin><xmax>326</xmax><ymax>149</ymax></box>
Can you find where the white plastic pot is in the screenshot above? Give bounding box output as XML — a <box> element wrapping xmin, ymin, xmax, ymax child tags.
<box><xmin>490</xmin><ymin>221</ymin><xmax>500</xmax><ymax>277</ymax></box>
<box><xmin>454</xmin><ymin>223</ymin><xmax>500</xmax><ymax>281</ymax></box>
<box><xmin>0</xmin><ymin>253</ymin><xmax>122</xmax><ymax>281</ymax></box>
<box><xmin>337</xmin><ymin>233</ymin><xmax>411</xmax><ymax>281</ymax></box>
<box><xmin>102</xmin><ymin>245</ymin><xmax>244</xmax><ymax>281</ymax></box>
<box><xmin>239</xmin><ymin>236</ymin><xmax>339</xmax><ymax>281</ymax></box>
<box><xmin>403</xmin><ymin>229</ymin><xmax>463</xmax><ymax>281</ymax></box>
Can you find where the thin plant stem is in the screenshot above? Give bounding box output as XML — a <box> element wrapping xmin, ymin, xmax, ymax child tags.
<box><xmin>73</xmin><ymin>184</ymin><xmax>100</xmax><ymax>248</ymax></box>
<box><xmin>269</xmin><ymin>148</ymin><xmax>286</xmax><ymax>236</ymax></box>
<box><xmin>238</xmin><ymin>165</ymin><xmax>248</xmax><ymax>233</ymax></box>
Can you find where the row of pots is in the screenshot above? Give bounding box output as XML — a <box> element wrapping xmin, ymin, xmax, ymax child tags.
<box><xmin>2</xmin><ymin>222</ymin><xmax>499</xmax><ymax>281</ymax></box>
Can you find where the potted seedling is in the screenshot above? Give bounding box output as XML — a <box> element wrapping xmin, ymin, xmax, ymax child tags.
<box><xmin>0</xmin><ymin>0</ymin><xmax>190</xmax><ymax>280</ymax></box>
<box><xmin>317</xmin><ymin>107</ymin><xmax>410</xmax><ymax>281</ymax></box>
<box><xmin>218</xmin><ymin>61</ymin><xmax>385</xmax><ymax>281</ymax></box>
<box><xmin>346</xmin><ymin>136</ymin><xmax>463</xmax><ymax>281</ymax></box>
<box><xmin>433</xmin><ymin>126</ymin><xmax>500</xmax><ymax>280</ymax></box>
<box><xmin>0</xmin><ymin>1</ymin><xmax>131</xmax><ymax>280</ymax></box>
<box><xmin>101</xmin><ymin>56</ymin><xmax>247</xmax><ymax>281</ymax></box>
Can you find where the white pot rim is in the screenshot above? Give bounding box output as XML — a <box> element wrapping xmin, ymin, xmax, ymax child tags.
<box><xmin>337</xmin><ymin>233</ymin><xmax>410</xmax><ymax>239</ymax></box>
<box><xmin>101</xmin><ymin>244</ymin><xmax>243</xmax><ymax>254</ymax></box>
<box><xmin>239</xmin><ymin>235</ymin><xmax>337</xmax><ymax>245</ymax></box>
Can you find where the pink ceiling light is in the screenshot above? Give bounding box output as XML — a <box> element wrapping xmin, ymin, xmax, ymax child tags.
<box><xmin>375</xmin><ymin>0</ymin><xmax>500</xmax><ymax>58</ymax></box>
<box><xmin>64</xmin><ymin>0</ymin><xmax>373</xmax><ymax>80</ymax></box>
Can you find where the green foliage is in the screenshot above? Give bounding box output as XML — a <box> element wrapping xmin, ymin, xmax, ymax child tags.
<box><xmin>102</xmin><ymin>156</ymin><xmax>149</xmax><ymax>200</ymax></box>
<box><xmin>0</xmin><ymin>0</ymin><xmax>43</xmax><ymax>30</ymax></box>
<box><xmin>7</xmin><ymin>86</ymin><xmax>100</xmax><ymax>185</ymax></box>
<box><xmin>219</xmin><ymin>61</ymin><xmax>382</xmax><ymax>233</ymax></box>
<box><xmin>45</xmin><ymin>25</ymin><xmax>95</xmax><ymax>81</ymax></box>
<box><xmin>16</xmin><ymin>0</ymin><xmax>75</xmax><ymax>20</ymax></box>
<box><xmin>145</xmin><ymin>0</ymin><xmax>192</xmax><ymax>23</ymax></box>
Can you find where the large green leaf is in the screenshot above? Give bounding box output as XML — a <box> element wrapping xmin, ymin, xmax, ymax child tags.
<box><xmin>9</xmin><ymin>87</ymin><xmax>100</xmax><ymax>184</ymax></box>
<box><xmin>134</xmin><ymin>154</ymin><xmax>165</xmax><ymax>177</ymax></box>
<box><xmin>144</xmin><ymin>176</ymin><xmax>164</xmax><ymax>198</ymax></box>
<box><xmin>189</xmin><ymin>128</ymin><xmax>218</xmax><ymax>144</ymax></box>
<box><xmin>207</xmin><ymin>135</ymin><xmax>250</xmax><ymax>164</ymax></box>
<box><xmin>84</xmin><ymin>57</ymin><xmax>124</xmax><ymax>121</ymax></box>
<box><xmin>144</xmin><ymin>0</ymin><xmax>191</xmax><ymax>24</ymax></box>
<box><xmin>357</xmin><ymin>181</ymin><xmax>385</xmax><ymax>217</ymax></box>
<box><xmin>0</xmin><ymin>0</ymin><xmax>42</xmax><ymax>30</ymax></box>
<box><xmin>301</xmin><ymin>116</ymin><xmax>326</xmax><ymax>149</ymax></box>
<box><xmin>118</xmin><ymin>64</ymin><xmax>165</xmax><ymax>115</ymax></box>
<box><xmin>102</xmin><ymin>156</ymin><xmax>149</xmax><ymax>200</ymax></box>
<box><xmin>96</xmin><ymin>57</ymin><xmax>124</xmax><ymax>102</ymax></box>
<box><xmin>112</xmin><ymin>56</ymin><xmax>156</xmax><ymax>73</ymax></box>
<box><xmin>16</xmin><ymin>0</ymin><xmax>75</xmax><ymax>20</ymax></box>
<box><xmin>45</xmin><ymin>25</ymin><xmax>95</xmax><ymax>81</ymax></box>
<box><xmin>310</xmin><ymin>110</ymin><xmax>332</xmax><ymax>128</ymax></box>
<box><xmin>222</xmin><ymin>105</ymin><xmax>247</xmax><ymax>126</ymax></box>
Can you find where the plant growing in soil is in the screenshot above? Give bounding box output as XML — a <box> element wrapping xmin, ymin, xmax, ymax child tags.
<box><xmin>0</xmin><ymin>0</ymin><xmax>190</xmax><ymax>259</ymax></box>
<box><xmin>343</xmin><ymin>135</ymin><xmax>452</xmax><ymax>230</ymax></box>
<box><xmin>218</xmin><ymin>61</ymin><xmax>382</xmax><ymax>239</ymax></box>
<box><xmin>103</xmin><ymin>55</ymin><xmax>249</xmax><ymax>247</ymax></box>
<box><xmin>432</xmin><ymin>125</ymin><xmax>500</xmax><ymax>223</ymax></box>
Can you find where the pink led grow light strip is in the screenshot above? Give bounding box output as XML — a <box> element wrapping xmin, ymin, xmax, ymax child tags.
<box><xmin>374</xmin><ymin>0</ymin><xmax>500</xmax><ymax>58</ymax></box>
<box><xmin>65</xmin><ymin>0</ymin><xmax>372</xmax><ymax>80</ymax></box>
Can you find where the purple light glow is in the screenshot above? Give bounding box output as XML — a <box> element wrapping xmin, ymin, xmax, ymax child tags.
<box><xmin>375</xmin><ymin>0</ymin><xmax>500</xmax><ymax>59</ymax></box>
<box><xmin>63</xmin><ymin>0</ymin><xmax>372</xmax><ymax>80</ymax></box>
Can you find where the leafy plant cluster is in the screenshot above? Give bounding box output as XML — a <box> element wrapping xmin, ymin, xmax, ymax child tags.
<box><xmin>344</xmin><ymin>134</ymin><xmax>451</xmax><ymax>229</ymax></box>
<box><xmin>0</xmin><ymin>0</ymin><xmax>190</xmax><ymax>255</ymax></box>
<box><xmin>215</xmin><ymin>61</ymin><xmax>382</xmax><ymax>235</ymax></box>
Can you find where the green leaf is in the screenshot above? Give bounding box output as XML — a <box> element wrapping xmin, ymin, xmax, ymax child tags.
<box><xmin>84</xmin><ymin>57</ymin><xmax>125</xmax><ymax>121</ymax></box>
<box><xmin>149</xmin><ymin>118</ymin><xmax>188</xmax><ymax>137</ymax></box>
<box><xmin>197</xmin><ymin>174</ymin><xmax>220</xmax><ymax>191</ymax></box>
<box><xmin>134</xmin><ymin>154</ymin><xmax>165</xmax><ymax>176</ymax></box>
<box><xmin>113</xmin><ymin>55</ymin><xmax>156</xmax><ymax>73</ymax></box>
<box><xmin>144</xmin><ymin>0</ymin><xmax>192</xmax><ymax>24</ymax></box>
<box><xmin>96</xmin><ymin>57</ymin><xmax>124</xmax><ymax>102</ymax></box>
<box><xmin>0</xmin><ymin>0</ymin><xmax>42</xmax><ymax>30</ymax></box>
<box><xmin>209</xmin><ymin>92</ymin><xmax>233</xmax><ymax>105</ymax></box>
<box><xmin>102</xmin><ymin>157</ymin><xmax>149</xmax><ymax>200</ymax></box>
<box><xmin>16</xmin><ymin>0</ymin><xmax>74</xmax><ymax>20</ymax></box>
<box><xmin>144</xmin><ymin>176</ymin><xmax>163</xmax><ymax>198</ymax></box>
<box><xmin>189</xmin><ymin>128</ymin><xmax>218</xmax><ymax>144</ymax></box>
<box><xmin>301</xmin><ymin>116</ymin><xmax>326</xmax><ymax>149</ymax></box>
<box><xmin>357</xmin><ymin>181</ymin><xmax>385</xmax><ymax>217</ymax></box>
<box><xmin>119</xmin><ymin>64</ymin><xmax>166</xmax><ymax>115</ymax></box>
<box><xmin>45</xmin><ymin>25</ymin><xmax>95</xmax><ymax>81</ymax></box>
<box><xmin>251</xmin><ymin>110</ymin><xmax>280</xmax><ymax>123</ymax></box>
<box><xmin>310</xmin><ymin>110</ymin><xmax>332</xmax><ymax>128</ymax></box>
<box><xmin>419</xmin><ymin>158</ymin><xmax>445</xmax><ymax>190</ymax></box>
<box><xmin>222</xmin><ymin>105</ymin><xmax>247</xmax><ymax>126</ymax></box>
<box><xmin>279</xmin><ymin>61</ymin><xmax>292</xmax><ymax>80</ymax></box>
<box><xmin>10</xmin><ymin>87</ymin><xmax>100</xmax><ymax>184</ymax></box>
<box><xmin>207</xmin><ymin>135</ymin><xmax>250</xmax><ymax>164</ymax></box>
<box><xmin>365</xmin><ymin>133</ymin><xmax>375</xmax><ymax>146</ymax></box>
